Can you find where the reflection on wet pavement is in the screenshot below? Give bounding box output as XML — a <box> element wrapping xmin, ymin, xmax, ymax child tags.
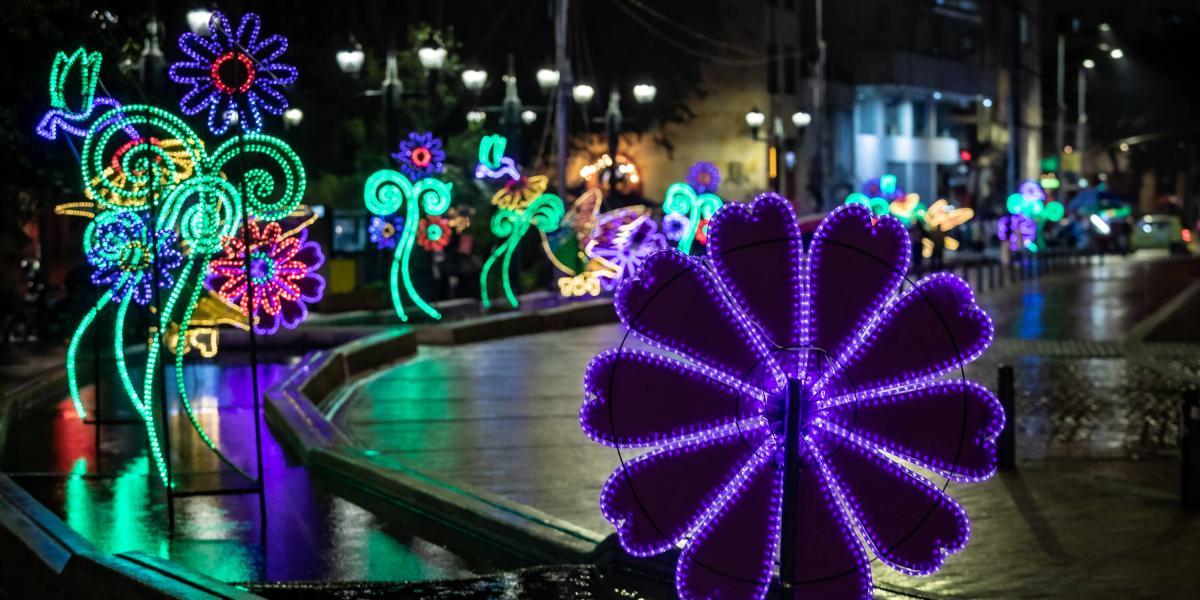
<box><xmin>1</xmin><ymin>355</ymin><xmax>474</xmax><ymax>584</ymax></box>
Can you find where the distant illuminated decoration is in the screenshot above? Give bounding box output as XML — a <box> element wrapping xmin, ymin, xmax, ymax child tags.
<box><xmin>686</xmin><ymin>161</ymin><xmax>721</xmax><ymax>194</ymax></box>
<box><xmin>580</xmin><ymin>197</ymin><xmax>1001</xmax><ymax>599</ymax></box>
<box><xmin>663</xmin><ymin>182</ymin><xmax>723</xmax><ymax>254</ymax></box>
<box><xmin>585</xmin><ymin>212</ymin><xmax>668</xmax><ymax>291</ymax></box>
<box><xmin>578</xmin><ymin>153</ymin><xmax>641</xmax><ymax>193</ymax></box>
<box><xmin>1001</xmin><ymin>180</ymin><xmax>1064</xmax><ymax>252</ymax></box>
<box><xmin>392</xmin><ymin>131</ymin><xmax>446</xmax><ymax>180</ymax></box>
<box><xmin>363</xmin><ymin>169</ymin><xmax>453</xmax><ymax>321</ymax></box>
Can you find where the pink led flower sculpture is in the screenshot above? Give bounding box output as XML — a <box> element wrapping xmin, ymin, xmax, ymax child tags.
<box><xmin>416</xmin><ymin>216</ymin><xmax>452</xmax><ymax>252</ymax></box>
<box><xmin>686</xmin><ymin>161</ymin><xmax>721</xmax><ymax>194</ymax></box>
<box><xmin>581</xmin><ymin>196</ymin><xmax>1002</xmax><ymax>599</ymax></box>
<box><xmin>207</xmin><ymin>220</ymin><xmax>325</xmax><ymax>335</ymax></box>
<box><xmin>392</xmin><ymin>131</ymin><xmax>446</xmax><ymax>180</ymax></box>
<box><xmin>169</xmin><ymin>11</ymin><xmax>297</xmax><ymax>135</ymax></box>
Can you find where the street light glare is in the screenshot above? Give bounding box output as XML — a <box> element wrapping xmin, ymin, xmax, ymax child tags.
<box><xmin>462</xmin><ymin>69</ymin><xmax>488</xmax><ymax>93</ymax></box>
<box><xmin>417</xmin><ymin>46</ymin><xmax>447</xmax><ymax>71</ymax></box>
<box><xmin>745</xmin><ymin>108</ymin><xmax>765</xmax><ymax>128</ymax></box>
<box><xmin>336</xmin><ymin>47</ymin><xmax>365</xmax><ymax>75</ymax></box>
<box><xmin>186</xmin><ymin>8</ymin><xmax>212</xmax><ymax>35</ymax></box>
<box><xmin>1119</xmin><ymin>142</ymin><xmax>1130</xmax><ymax>152</ymax></box>
<box><xmin>981</xmin><ymin>97</ymin><xmax>993</xmax><ymax>108</ymax></box>
<box><xmin>632</xmin><ymin>83</ymin><xmax>657</xmax><ymax>104</ymax></box>
<box><xmin>283</xmin><ymin>107</ymin><xmax>303</xmax><ymax>127</ymax></box>
<box><xmin>572</xmin><ymin>83</ymin><xmax>595</xmax><ymax>104</ymax></box>
<box><xmin>466</xmin><ymin>110</ymin><xmax>486</xmax><ymax>126</ymax></box>
<box><xmin>1099</xmin><ymin>22</ymin><xmax>1111</xmax><ymax>32</ymax></box>
<box><xmin>791</xmin><ymin>111</ymin><xmax>812</xmax><ymax>128</ymax></box>
<box><xmin>1083</xmin><ymin>58</ymin><xmax>1095</xmax><ymax>69</ymax></box>
<box><xmin>1110</xmin><ymin>48</ymin><xmax>1124</xmax><ymax>59</ymax></box>
<box><xmin>535</xmin><ymin>68</ymin><xmax>560</xmax><ymax>92</ymax></box>
<box><xmin>521</xmin><ymin>110</ymin><xmax>537</xmax><ymax>125</ymax></box>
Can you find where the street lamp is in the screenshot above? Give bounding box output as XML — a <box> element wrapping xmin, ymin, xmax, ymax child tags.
<box><xmin>1109</xmin><ymin>48</ymin><xmax>1124</xmax><ymax>59</ymax></box>
<box><xmin>791</xmin><ymin>111</ymin><xmax>812</xmax><ymax>128</ymax></box>
<box><xmin>466</xmin><ymin>110</ymin><xmax>486</xmax><ymax>126</ymax></box>
<box><xmin>417</xmin><ymin>38</ymin><xmax>447</xmax><ymax>72</ymax></box>
<box><xmin>536</xmin><ymin>68</ymin><xmax>560</xmax><ymax>93</ymax></box>
<box><xmin>981</xmin><ymin>97</ymin><xmax>994</xmax><ymax>108</ymax></box>
<box><xmin>1083</xmin><ymin>58</ymin><xmax>1096</xmax><ymax>69</ymax></box>
<box><xmin>186</xmin><ymin>8</ymin><xmax>212</xmax><ymax>35</ymax></box>
<box><xmin>283</xmin><ymin>107</ymin><xmax>303</xmax><ymax>128</ymax></box>
<box><xmin>336</xmin><ymin>41</ymin><xmax>365</xmax><ymax>77</ymax></box>
<box><xmin>462</xmin><ymin>68</ymin><xmax>488</xmax><ymax>94</ymax></box>
<box><xmin>572</xmin><ymin>83</ymin><xmax>595</xmax><ymax>104</ymax></box>
<box><xmin>521</xmin><ymin>110</ymin><xmax>537</xmax><ymax>125</ymax></box>
<box><xmin>745</xmin><ymin>107</ymin><xmax>765</xmax><ymax>138</ymax></box>
<box><xmin>632</xmin><ymin>83</ymin><xmax>657</xmax><ymax>104</ymax></box>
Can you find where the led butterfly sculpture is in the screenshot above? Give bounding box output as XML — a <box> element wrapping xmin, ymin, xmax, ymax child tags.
<box><xmin>581</xmin><ymin>196</ymin><xmax>1003</xmax><ymax>599</ymax></box>
<box><xmin>474</xmin><ymin>134</ymin><xmax>565</xmax><ymax>309</ymax></box>
<box><xmin>46</xmin><ymin>13</ymin><xmax>320</xmax><ymax>488</ymax></box>
<box><xmin>663</xmin><ymin>178</ymin><xmax>723</xmax><ymax>255</ymax></box>
<box><xmin>363</xmin><ymin>131</ymin><xmax>454</xmax><ymax>322</ymax></box>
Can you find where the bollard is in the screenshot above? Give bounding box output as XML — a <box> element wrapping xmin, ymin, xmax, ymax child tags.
<box><xmin>998</xmin><ymin>365</ymin><xmax>1016</xmax><ymax>470</ymax></box>
<box><xmin>1183</xmin><ymin>389</ymin><xmax>1200</xmax><ymax>510</ymax></box>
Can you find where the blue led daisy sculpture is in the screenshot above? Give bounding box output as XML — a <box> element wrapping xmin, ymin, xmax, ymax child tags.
<box><xmin>580</xmin><ymin>196</ymin><xmax>1003</xmax><ymax>599</ymax></box>
<box><xmin>169</xmin><ymin>11</ymin><xmax>298</xmax><ymax>134</ymax></box>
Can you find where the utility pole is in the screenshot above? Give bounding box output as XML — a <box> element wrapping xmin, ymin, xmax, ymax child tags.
<box><xmin>1076</xmin><ymin>69</ymin><xmax>1087</xmax><ymax>175</ymax></box>
<box><xmin>1006</xmin><ymin>0</ymin><xmax>1022</xmax><ymax>193</ymax></box>
<box><xmin>1055</xmin><ymin>32</ymin><xmax>1065</xmax><ymax>162</ymax></box>
<box><xmin>555</xmin><ymin>0</ymin><xmax>571</xmax><ymax>198</ymax></box>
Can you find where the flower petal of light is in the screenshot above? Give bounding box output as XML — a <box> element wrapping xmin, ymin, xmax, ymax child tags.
<box><xmin>810</xmin><ymin>429</ymin><xmax>970</xmax><ymax>575</ymax></box>
<box><xmin>706</xmin><ymin>193</ymin><xmax>804</xmax><ymax>349</ymax></box>
<box><xmin>807</xmin><ymin>204</ymin><xmax>908</xmax><ymax>374</ymax></box>
<box><xmin>676</xmin><ymin>445</ymin><xmax>780</xmax><ymax>600</ymax></box>
<box><xmin>819</xmin><ymin>380</ymin><xmax>1005</xmax><ymax>482</ymax></box>
<box><xmin>582</xmin><ymin>349</ymin><xmax>764</xmax><ymax>448</ymax></box>
<box><xmin>614</xmin><ymin>251</ymin><xmax>780</xmax><ymax>383</ymax></box>
<box><xmin>601</xmin><ymin>428</ymin><xmax>768</xmax><ymax>556</ymax></box>
<box><xmin>818</xmin><ymin>272</ymin><xmax>993</xmax><ymax>396</ymax></box>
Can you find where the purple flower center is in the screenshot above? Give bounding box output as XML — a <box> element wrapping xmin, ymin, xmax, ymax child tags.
<box><xmin>249</xmin><ymin>251</ymin><xmax>274</xmax><ymax>284</ymax></box>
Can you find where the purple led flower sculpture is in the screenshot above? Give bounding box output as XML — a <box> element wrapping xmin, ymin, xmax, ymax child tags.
<box><xmin>87</xmin><ymin>212</ymin><xmax>183</xmax><ymax>306</ymax></box>
<box><xmin>686</xmin><ymin>161</ymin><xmax>721</xmax><ymax>194</ymax></box>
<box><xmin>169</xmin><ymin>11</ymin><xmax>298</xmax><ymax>135</ymax></box>
<box><xmin>580</xmin><ymin>196</ymin><xmax>1002</xmax><ymax>599</ymax></box>
<box><xmin>369</xmin><ymin>215</ymin><xmax>406</xmax><ymax>250</ymax></box>
<box><xmin>392</xmin><ymin>131</ymin><xmax>446</xmax><ymax>180</ymax></box>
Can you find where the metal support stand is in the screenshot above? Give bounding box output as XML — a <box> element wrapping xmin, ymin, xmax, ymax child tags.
<box><xmin>997</xmin><ymin>365</ymin><xmax>1016</xmax><ymax>471</ymax></box>
<box><xmin>778</xmin><ymin>378</ymin><xmax>804</xmax><ymax>595</ymax></box>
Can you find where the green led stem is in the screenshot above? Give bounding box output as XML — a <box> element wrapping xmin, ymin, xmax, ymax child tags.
<box><xmin>113</xmin><ymin>293</ymin><xmax>146</xmax><ymax>417</ymax></box>
<box><xmin>663</xmin><ymin>182</ymin><xmax>722</xmax><ymax>254</ymax></box>
<box><xmin>66</xmin><ymin>289</ymin><xmax>114</xmax><ymax>420</ymax></box>
<box><xmin>363</xmin><ymin>170</ymin><xmax>453</xmax><ymax>322</ymax></box>
<box><xmin>480</xmin><ymin>193</ymin><xmax>564</xmax><ymax>309</ymax></box>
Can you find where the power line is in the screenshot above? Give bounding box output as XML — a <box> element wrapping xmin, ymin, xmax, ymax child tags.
<box><xmin>617</xmin><ymin>0</ymin><xmax>756</xmax><ymax>57</ymax></box>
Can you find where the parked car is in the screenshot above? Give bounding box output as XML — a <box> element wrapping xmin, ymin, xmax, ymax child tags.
<box><xmin>1131</xmin><ymin>215</ymin><xmax>1190</xmax><ymax>254</ymax></box>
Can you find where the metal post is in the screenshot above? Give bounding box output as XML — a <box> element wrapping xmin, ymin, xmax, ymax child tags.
<box><xmin>554</xmin><ymin>0</ymin><xmax>570</xmax><ymax>198</ymax></box>
<box><xmin>1182</xmin><ymin>389</ymin><xmax>1200</xmax><ymax>510</ymax></box>
<box><xmin>1055</xmin><ymin>33</ymin><xmax>1065</xmax><ymax>161</ymax></box>
<box><xmin>1006</xmin><ymin>1</ymin><xmax>1022</xmax><ymax>193</ymax></box>
<box><xmin>778</xmin><ymin>378</ymin><xmax>805</xmax><ymax>593</ymax></box>
<box><xmin>1076</xmin><ymin>69</ymin><xmax>1087</xmax><ymax>170</ymax></box>
<box><xmin>998</xmin><ymin>365</ymin><xmax>1016</xmax><ymax>470</ymax></box>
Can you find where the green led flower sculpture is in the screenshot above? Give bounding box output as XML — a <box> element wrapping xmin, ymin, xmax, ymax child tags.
<box><xmin>481</xmin><ymin>192</ymin><xmax>566</xmax><ymax>309</ymax></box>
<box><xmin>363</xmin><ymin>169</ymin><xmax>453</xmax><ymax>321</ymax></box>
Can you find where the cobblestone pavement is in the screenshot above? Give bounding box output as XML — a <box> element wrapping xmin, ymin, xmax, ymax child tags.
<box><xmin>339</xmin><ymin>255</ymin><xmax>1200</xmax><ymax>598</ymax></box>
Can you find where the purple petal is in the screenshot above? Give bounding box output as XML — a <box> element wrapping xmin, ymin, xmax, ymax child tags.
<box><xmin>676</xmin><ymin>446</ymin><xmax>779</xmax><ymax>600</ymax></box>
<box><xmin>294</xmin><ymin>241</ymin><xmax>323</xmax><ymax>269</ymax></box>
<box><xmin>178</xmin><ymin>32</ymin><xmax>220</xmax><ymax>62</ymax></box>
<box><xmin>168</xmin><ymin>61</ymin><xmax>211</xmax><ymax>84</ymax></box>
<box><xmin>279</xmin><ymin>298</ymin><xmax>307</xmax><ymax>329</ymax></box>
<box><xmin>614</xmin><ymin>251</ymin><xmax>780</xmax><ymax>383</ymax></box>
<box><xmin>807</xmin><ymin>204</ymin><xmax>909</xmax><ymax>374</ymax></box>
<box><xmin>601</xmin><ymin>428</ymin><xmax>767</xmax><ymax>556</ymax></box>
<box><xmin>255</xmin><ymin>309</ymin><xmax>279</xmax><ymax>335</ymax></box>
<box><xmin>250</xmin><ymin>84</ymin><xmax>288</xmax><ymax>115</ymax></box>
<box><xmin>811</xmin><ymin>429</ymin><xmax>970</xmax><ymax>575</ymax></box>
<box><xmin>782</xmin><ymin>444</ymin><xmax>872</xmax><ymax>599</ymax></box>
<box><xmin>818</xmin><ymin>273</ymin><xmax>993</xmax><ymax>396</ymax></box>
<box><xmin>179</xmin><ymin>84</ymin><xmax>218</xmax><ymax>116</ymax></box>
<box><xmin>707</xmin><ymin>193</ymin><xmax>804</xmax><ymax>349</ymax></box>
<box><xmin>258</xmin><ymin>63</ymin><xmax>299</xmax><ymax>87</ymax></box>
<box><xmin>819</xmin><ymin>380</ymin><xmax>1004</xmax><ymax>482</ymax></box>
<box><xmin>235</xmin><ymin>13</ymin><xmax>262</xmax><ymax>50</ymax></box>
<box><xmin>581</xmin><ymin>349</ymin><xmax>763</xmax><ymax>448</ymax></box>
<box><xmin>296</xmin><ymin>273</ymin><xmax>325</xmax><ymax>303</ymax></box>
<box><xmin>251</xmin><ymin>34</ymin><xmax>289</xmax><ymax>65</ymax></box>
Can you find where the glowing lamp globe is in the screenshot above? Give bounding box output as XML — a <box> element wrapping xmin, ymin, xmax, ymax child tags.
<box><xmin>336</xmin><ymin>47</ymin><xmax>365</xmax><ymax>76</ymax></box>
<box><xmin>791</xmin><ymin>111</ymin><xmax>812</xmax><ymax>128</ymax></box>
<box><xmin>462</xmin><ymin>69</ymin><xmax>488</xmax><ymax>94</ymax></box>
<box><xmin>417</xmin><ymin>41</ymin><xmax>447</xmax><ymax>71</ymax></box>
<box><xmin>632</xmin><ymin>83</ymin><xmax>657</xmax><ymax>104</ymax></box>
<box><xmin>521</xmin><ymin>110</ymin><xmax>537</xmax><ymax>125</ymax></box>
<box><xmin>745</xmin><ymin>107</ymin><xmax>766</xmax><ymax>129</ymax></box>
<box><xmin>186</xmin><ymin>8</ymin><xmax>213</xmax><ymax>35</ymax></box>
<box><xmin>536</xmin><ymin>68</ymin><xmax>560</xmax><ymax>92</ymax></box>
<box><xmin>283</xmin><ymin>107</ymin><xmax>303</xmax><ymax>127</ymax></box>
<box><xmin>572</xmin><ymin>83</ymin><xmax>596</xmax><ymax>104</ymax></box>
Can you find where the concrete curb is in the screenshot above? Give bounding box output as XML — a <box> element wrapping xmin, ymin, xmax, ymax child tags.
<box><xmin>263</xmin><ymin>301</ymin><xmax>619</xmax><ymax>567</ymax></box>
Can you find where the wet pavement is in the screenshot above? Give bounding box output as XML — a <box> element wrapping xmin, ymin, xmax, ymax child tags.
<box><xmin>1</xmin><ymin>354</ymin><xmax>475</xmax><ymax>585</ymax></box>
<box><xmin>338</xmin><ymin>255</ymin><xmax>1200</xmax><ymax>597</ymax></box>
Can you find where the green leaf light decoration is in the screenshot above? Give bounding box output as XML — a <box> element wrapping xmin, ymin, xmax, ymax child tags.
<box><xmin>480</xmin><ymin>193</ymin><xmax>565</xmax><ymax>309</ymax></box>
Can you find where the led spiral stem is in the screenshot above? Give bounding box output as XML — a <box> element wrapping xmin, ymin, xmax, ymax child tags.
<box><xmin>66</xmin><ymin>290</ymin><xmax>114</xmax><ymax>420</ymax></box>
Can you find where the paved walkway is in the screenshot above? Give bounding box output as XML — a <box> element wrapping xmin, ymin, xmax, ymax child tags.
<box><xmin>336</xmin><ymin>256</ymin><xmax>1200</xmax><ymax>597</ymax></box>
